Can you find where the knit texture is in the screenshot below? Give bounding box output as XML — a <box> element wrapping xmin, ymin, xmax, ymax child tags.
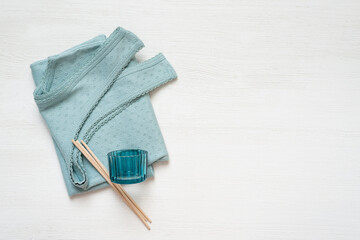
<box><xmin>30</xmin><ymin>27</ymin><xmax>177</xmax><ymax>196</ymax></box>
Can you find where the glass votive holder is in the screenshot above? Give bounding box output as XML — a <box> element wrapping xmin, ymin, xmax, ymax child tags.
<box><xmin>108</xmin><ymin>149</ymin><xmax>148</xmax><ymax>184</ymax></box>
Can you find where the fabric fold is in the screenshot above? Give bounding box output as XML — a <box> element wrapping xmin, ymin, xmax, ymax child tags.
<box><xmin>30</xmin><ymin>27</ymin><xmax>177</xmax><ymax>195</ymax></box>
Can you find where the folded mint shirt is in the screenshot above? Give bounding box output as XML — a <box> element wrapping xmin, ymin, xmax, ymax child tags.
<box><xmin>30</xmin><ymin>27</ymin><xmax>177</xmax><ymax>196</ymax></box>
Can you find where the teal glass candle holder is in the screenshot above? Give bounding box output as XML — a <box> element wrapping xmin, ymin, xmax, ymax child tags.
<box><xmin>108</xmin><ymin>149</ymin><xmax>148</xmax><ymax>184</ymax></box>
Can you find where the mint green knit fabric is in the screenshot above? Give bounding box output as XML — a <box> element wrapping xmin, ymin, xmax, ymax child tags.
<box><xmin>30</xmin><ymin>27</ymin><xmax>177</xmax><ymax>196</ymax></box>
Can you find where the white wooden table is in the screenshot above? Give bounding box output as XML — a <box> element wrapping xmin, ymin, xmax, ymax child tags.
<box><xmin>1</xmin><ymin>0</ymin><xmax>360</xmax><ymax>239</ymax></box>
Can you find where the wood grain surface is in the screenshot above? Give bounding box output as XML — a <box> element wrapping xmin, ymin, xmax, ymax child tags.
<box><xmin>0</xmin><ymin>0</ymin><xmax>360</xmax><ymax>239</ymax></box>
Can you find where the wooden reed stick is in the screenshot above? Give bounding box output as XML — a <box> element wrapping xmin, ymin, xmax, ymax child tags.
<box><xmin>72</xmin><ymin>140</ymin><xmax>150</xmax><ymax>229</ymax></box>
<box><xmin>71</xmin><ymin>140</ymin><xmax>150</xmax><ymax>230</ymax></box>
<box><xmin>80</xmin><ymin>140</ymin><xmax>152</xmax><ymax>223</ymax></box>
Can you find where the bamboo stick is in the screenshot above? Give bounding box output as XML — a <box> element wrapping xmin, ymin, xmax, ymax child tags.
<box><xmin>71</xmin><ymin>140</ymin><xmax>150</xmax><ymax>230</ymax></box>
